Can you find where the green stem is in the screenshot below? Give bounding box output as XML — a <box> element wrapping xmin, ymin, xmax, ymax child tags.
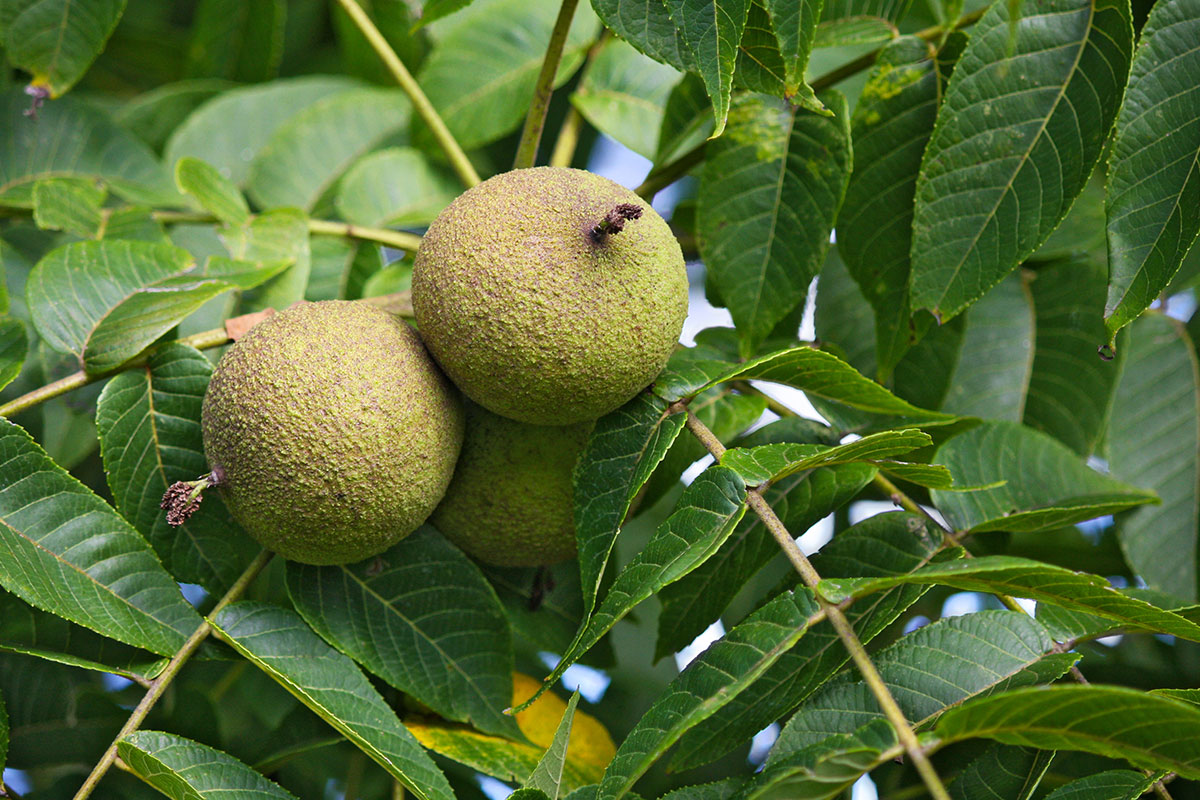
<box><xmin>683</xmin><ymin>409</ymin><xmax>952</xmax><ymax>800</ymax></box>
<box><xmin>334</xmin><ymin>0</ymin><xmax>480</xmax><ymax>188</ymax></box>
<box><xmin>550</xmin><ymin>107</ymin><xmax>584</xmax><ymax>167</ymax></box>
<box><xmin>513</xmin><ymin>0</ymin><xmax>582</xmax><ymax>169</ymax></box>
<box><xmin>158</xmin><ymin>211</ymin><xmax>424</xmax><ymax>250</ymax></box>
<box><xmin>72</xmin><ymin>550</ymin><xmax>274</xmax><ymax>800</ymax></box>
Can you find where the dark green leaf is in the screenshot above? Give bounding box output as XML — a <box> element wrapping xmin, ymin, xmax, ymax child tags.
<box><xmin>210</xmin><ymin>602</ymin><xmax>454</xmax><ymax>800</ymax></box>
<box><xmin>571</xmin><ymin>38</ymin><xmax>680</xmax><ymax>160</ymax></box>
<box><xmin>598</xmin><ymin>589</ymin><xmax>821</xmax><ymax>800</ymax></box>
<box><xmin>720</xmin><ymin>428</ymin><xmax>931</xmax><ymax>485</ymax></box>
<box><xmin>763</xmin><ymin>0</ymin><xmax>824</xmax><ymax>106</ymax></box>
<box><xmin>0</xmin><ymin>89</ymin><xmax>177</xmax><ymax>207</ymax></box>
<box><xmin>931</xmin><ymin>421</ymin><xmax>1156</xmax><ymax>534</ymax></box>
<box><xmin>736</xmin><ymin>1</ymin><xmax>787</xmax><ymax>97</ymax></box>
<box><xmin>739</xmin><ymin>718</ymin><xmax>900</xmax><ymax>800</ymax></box>
<box><xmin>1103</xmin><ymin>0</ymin><xmax>1200</xmax><ymax>338</ymax></box>
<box><xmin>183</xmin><ymin>0</ymin><xmax>285</xmax><ymax>82</ymax></box>
<box><xmin>512</xmin><ymin>791</ymin><xmax>553</xmax><ymax>800</ymax></box>
<box><xmin>1042</xmin><ymin>771</ymin><xmax>1156</xmax><ymax>800</ymax></box>
<box><xmin>335</xmin><ymin>147</ymin><xmax>458</xmax><ymax>228</ymax></box>
<box><xmin>286</xmin><ymin>527</ymin><xmax>520</xmax><ymax>739</ymax></box>
<box><xmin>119</xmin><ymin>730</ymin><xmax>299</xmax><ymax>799</ymax></box>
<box><xmin>949</xmin><ymin>746</ymin><xmax>1055</xmax><ymax>800</ymax></box>
<box><xmin>1</xmin><ymin>0</ymin><xmax>126</xmax><ymax>96</ymax></box>
<box><xmin>656</xmin><ymin>73</ymin><xmax>713</xmax><ymax>163</ymax></box>
<box><xmin>1108</xmin><ymin>313</ymin><xmax>1199</xmax><ymax>600</ymax></box>
<box><xmin>698</xmin><ymin>92</ymin><xmax>851</xmax><ymax>356</ymax></box>
<box><xmin>575</xmin><ymin>392</ymin><xmax>686</xmax><ymax>615</ymax></box>
<box><xmin>0</xmin><ymin>688</ymin><xmax>6</xmax><ymax>773</ymax></box>
<box><xmin>669</xmin><ymin>512</ymin><xmax>942</xmax><ymax>770</ymax></box>
<box><xmin>175</xmin><ymin>156</ymin><xmax>250</xmax><ymax>225</ymax></box>
<box><xmin>591</xmin><ymin>0</ymin><xmax>691</xmax><ymax>73</ymax></box>
<box><xmin>96</xmin><ymin>343</ymin><xmax>257</xmax><ymax>593</ymax></box>
<box><xmin>909</xmin><ymin>0</ymin><xmax>1134</xmax><ymax>321</ymax></box>
<box><xmin>0</xmin><ymin>419</ymin><xmax>202</xmax><ymax>655</ymax></box>
<box><xmin>838</xmin><ymin>36</ymin><xmax>938</xmax><ymax>376</ymax></box>
<box><xmin>932</xmin><ymin>686</ymin><xmax>1200</xmax><ymax>778</ymax></box>
<box><xmin>525</xmin><ymin>692</ymin><xmax>579</xmax><ymax>799</ymax></box>
<box><xmin>32</xmin><ymin>177</ymin><xmax>106</xmax><ymax>238</ymax></box>
<box><xmin>820</xmin><ymin>556</ymin><xmax>1200</xmax><ymax>642</ymax></box>
<box><xmin>665</xmin><ymin>0</ymin><xmax>749</xmax><ymax>135</ymax></box>
<box><xmin>0</xmin><ymin>316</ymin><xmax>25</xmax><ymax>392</ymax></box>
<box><xmin>485</xmin><ymin>560</ymin><xmax>586</xmax><ymax>657</ymax></box>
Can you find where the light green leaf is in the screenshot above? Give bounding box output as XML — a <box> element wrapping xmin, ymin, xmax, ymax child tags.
<box><xmin>1042</xmin><ymin>771</ymin><xmax>1157</xmax><ymax>800</ymax></box>
<box><xmin>1108</xmin><ymin>313</ymin><xmax>1199</xmax><ymax>600</ymax></box>
<box><xmin>931</xmin><ymin>420</ymin><xmax>1156</xmax><ymax>533</ymax></box>
<box><xmin>119</xmin><ymin>730</ymin><xmax>298</xmax><ymax>800</ymax></box>
<box><xmin>0</xmin><ymin>419</ymin><xmax>202</xmax><ymax>656</ymax></box>
<box><xmin>164</xmin><ymin>76</ymin><xmax>360</xmax><ymax>189</ymax></box>
<box><xmin>0</xmin><ymin>89</ymin><xmax>177</xmax><ymax>207</ymax></box>
<box><xmin>0</xmin><ymin>0</ymin><xmax>126</xmax><ymax>96</ymax></box>
<box><xmin>820</xmin><ymin>555</ymin><xmax>1200</xmax><ymax>642</ymax></box>
<box><xmin>210</xmin><ymin>602</ymin><xmax>454</xmax><ymax>800</ymax></box>
<box><xmin>526</xmin><ymin>692</ymin><xmax>579</xmax><ymax>799</ymax></box>
<box><xmin>96</xmin><ymin>343</ymin><xmax>257</xmax><ymax>594</ymax></box>
<box><xmin>910</xmin><ymin>0</ymin><xmax>1134</xmax><ymax>321</ymax></box>
<box><xmin>1103</xmin><ymin>0</ymin><xmax>1200</xmax><ymax>338</ymax></box>
<box><xmin>223</xmin><ymin>209</ymin><xmax>309</xmax><ymax>311</ymax></box>
<box><xmin>720</xmin><ymin>428</ymin><xmax>931</xmax><ymax>485</ymax></box>
<box><xmin>335</xmin><ymin>148</ymin><xmax>458</xmax><ymax>228</ymax></box>
<box><xmin>286</xmin><ymin>527</ymin><xmax>521</xmax><ymax>739</ymax></box>
<box><xmin>571</xmin><ymin>38</ymin><xmax>680</xmax><ymax>160</ymax></box>
<box><xmin>175</xmin><ymin>157</ymin><xmax>250</xmax><ymax>225</ymax></box>
<box><xmin>419</xmin><ymin>0</ymin><xmax>599</xmax><ymax>149</ymax></box>
<box><xmin>813</xmin><ymin>16</ymin><xmax>895</xmax><ymax>47</ymax></box>
<box><xmin>666</xmin><ymin>0</ymin><xmax>749</xmax><ymax>135</ymax></box>
<box><xmin>0</xmin><ymin>316</ymin><xmax>25</xmax><ymax>392</ymax></box>
<box><xmin>114</xmin><ymin>79</ymin><xmax>232</xmax><ymax>154</ymax></box>
<box><xmin>699</xmin><ymin>92</ymin><xmax>851</xmax><ymax>356</ymax></box>
<box><xmin>247</xmin><ymin>87</ymin><xmax>411</xmax><ymax>212</ymax></box>
<box><xmin>599</xmin><ymin>589</ymin><xmax>821</xmax><ymax>800</ymax></box>
<box><xmin>183</xmin><ymin>0</ymin><xmax>285</xmax><ymax>82</ymax></box>
<box><xmin>32</xmin><ymin>177</ymin><xmax>106</xmax><ymax>238</ymax></box>
<box><xmin>932</xmin><ymin>686</ymin><xmax>1200</xmax><ymax>778</ymax></box>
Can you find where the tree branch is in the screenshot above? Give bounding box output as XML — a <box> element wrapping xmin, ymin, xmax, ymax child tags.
<box><xmin>72</xmin><ymin>550</ymin><xmax>274</xmax><ymax>800</ymax></box>
<box><xmin>513</xmin><ymin>0</ymin><xmax>582</xmax><ymax>169</ymax></box>
<box><xmin>334</xmin><ymin>0</ymin><xmax>480</xmax><ymax>188</ymax></box>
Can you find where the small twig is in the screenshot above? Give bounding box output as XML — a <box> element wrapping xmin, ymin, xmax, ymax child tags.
<box><xmin>550</xmin><ymin>107</ymin><xmax>585</xmax><ymax>167</ymax></box>
<box><xmin>156</xmin><ymin>212</ymin><xmax>424</xmax><ymax>251</ymax></box>
<box><xmin>335</xmin><ymin>0</ymin><xmax>479</xmax><ymax>188</ymax></box>
<box><xmin>513</xmin><ymin>0</ymin><xmax>582</xmax><ymax>169</ymax></box>
<box><xmin>636</xmin><ymin>143</ymin><xmax>707</xmax><ymax>200</ymax></box>
<box><xmin>72</xmin><ymin>550</ymin><xmax>274</xmax><ymax>800</ymax></box>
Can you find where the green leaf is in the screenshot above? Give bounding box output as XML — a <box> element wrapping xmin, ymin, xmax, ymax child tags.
<box><xmin>949</xmin><ymin>746</ymin><xmax>1055</xmax><ymax>800</ymax></box>
<box><xmin>0</xmin><ymin>688</ymin><xmax>6</xmax><ymax>774</ymax></box>
<box><xmin>698</xmin><ymin>92</ymin><xmax>851</xmax><ymax>356</ymax></box>
<box><xmin>666</xmin><ymin>0</ymin><xmax>749</xmax><ymax>134</ymax></box>
<box><xmin>335</xmin><ymin>148</ymin><xmax>458</xmax><ymax>229</ymax></box>
<box><xmin>532</xmin><ymin>467</ymin><xmax>747</xmax><ymax>705</ymax></box>
<box><xmin>183</xmin><ymin>0</ymin><xmax>285</xmax><ymax>82</ymax></box>
<box><xmin>772</xmin><ymin>610</ymin><xmax>1074</xmax><ymax>757</ymax></box>
<box><xmin>114</xmin><ymin>79</ymin><xmax>232</xmax><ymax>154</ymax></box>
<box><xmin>763</xmin><ymin>0</ymin><xmax>824</xmax><ymax>105</ymax></box>
<box><xmin>932</xmin><ymin>421</ymin><xmax>1156</xmax><ymax>533</ymax></box>
<box><xmin>1042</xmin><ymin>771</ymin><xmax>1157</xmax><ymax>800</ymax></box>
<box><xmin>418</xmin><ymin>0</ymin><xmax>599</xmax><ymax>149</ymax></box>
<box><xmin>1035</xmin><ymin>587</ymin><xmax>1199</xmax><ymax>642</ymax></box>
<box><xmin>512</xmin><ymin>791</ymin><xmax>553</xmax><ymax>800</ymax></box>
<box><xmin>656</xmin><ymin>459</ymin><xmax>874</xmax><ymax>660</ymax></box>
<box><xmin>820</xmin><ymin>556</ymin><xmax>1200</xmax><ymax>642</ymax></box>
<box><xmin>223</xmin><ymin>209</ymin><xmax>309</xmax><ymax>311</ymax></box>
<box><xmin>0</xmin><ymin>589</ymin><xmax>167</xmax><ymax>679</ymax></box>
<box><xmin>740</xmin><ymin>718</ymin><xmax>900</xmax><ymax>800</ymax></box>
<box><xmin>669</xmin><ymin>512</ymin><xmax>942</xmax><ymax>770</ymax></box>
<box><xmin>0</xmin><ymin>419</ymin><xmax>202</xmax><ymax>656</ymax></box>
<box><xmin>164</xmin><ymin>76</ymin><xmax>359</xmax><ymax>189</ymax></box>
<box><xmin>1108</xmin><ymin>313</ymin><xmax>1199</xmax><ymax>600</ymax></box>
<box><xmin>286</xmin><ymin>527</ymin><xmax>520</xmax><ymax>740</ymax></box>
<box><xmin>247</xmin><ymin>87</ymin><xmax>411</xmax><ymax>212</ymax></box>
<box><xmin>26</xmin><ymin>240</ymin><xmax>286</xmax><ymax>372</ymax></box>
<box><xmin>210</xmin><ymin>602</ymin><xmax>454</xmax><ymax>800</ymax></box>
<box><xmin>720</xmin><ymin>428</ymin><xmax>931</xmax><ymax>485</ymax></box>
<box><xmin>909</xmin><ymin>0</ymin><xmax>1134</xmax><ymax>321</ymax></box>
<box><xmin>656</xmin><ymin>344</ymin><xmax>951</xmax><ymax>421</ymax></box>
<box><xmin>0</xmin><ymin>0</ymin><xmax>126</xmax><ymax>96</ymax></box>
<box><xmin>932</xmin><ymin>685</ymin><xmax>1200</xmax><ymax>778</ymax></box>
<box><xmin>813</xmin><ymin>16</ymin><xmax>896</xmax><ymax>47</ymax></box>
<box><xmin>526</xmin><ymin>692</ymin><xmax>579</xmax><ymax>799</ymax></box>
<box><xmin>415</xmin><ymin>0</ymin><xmax>475</xmax><ymax>29</ymax></box>
<box><xmin>837</xmin><ymin>36</ymin><xmax>939</xmax><ymax>375</ymax></box>
<box><xmin>656</xmin><ymin>73</ymin><xmax>714</xmax><ymax>164</ymax></box>
<box><xmin>119</xmin><ymin>730</ymin><xmax>298</xmax><ymax>800</ymax></box>
<box><xmin>598</xmin><ymin>589</ymin><xmax>822</xmax><ymax>800</ymax></box>
<box><xmin>591</xmin><ymin>0</ymin><xmax>691</xmax><ymax>72</ymax></box>
<box><xmin>819</xmin><ymin>0</ymin><xmax>909</xmax><ymax>22</ymax></box>
<box><xmin>571</xmin><ymin>38</ymin><xmax>680</xmax><ymax>160</ymax></box>
<box><xmin>0</xmin><ymin>89</ymin><xmax>177</xmax><ymax>207</ymax></box>
<box><xmin>575</xmin><ymin>392</ymin><xmax>686</xmax><ymax>615</ymax></box>
<box><xmin>95</xmin><ymin>343</ymin><xmax>257</xmax><ymax>594</ymax></box>
<box><xmin>1103</xmin><ymin>0</ymin><xmax>1200</xmax><ymax>338</ymax></box>
<box><xmin>0</xmin><ymin>316</ymin><xmax>26</xmax><ymax>392</ymax></box>
<box><xmin>175</xmin><ymin>157</ymin><xmax>250</xmax><ymax>225</ymax></box>
<box><xmin>1154</xmin><ymin>689</ymin><xmax>1200</xmax><ymax>707</ymax></box>
<box><xmin>1022</xmin><ymin>257</ymin><xmax>1116</xmax><ymax>456</ymax></box>
<box><xmin>32</xmin><ymin>177</ymin><xmax>106</xmax><ymax>238</ymax></box>
<box><xmin>735</xmin><ymin>1</ymin><xmax>787</xmax><ymax>97</ymax></box>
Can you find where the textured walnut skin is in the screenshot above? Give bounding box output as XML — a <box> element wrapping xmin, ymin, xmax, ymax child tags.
<box><xmin>201</xmin><ymin>301</ymin><xmax>464</xmax><ymax>565</ymax></box>
<box><xmin>431</xmin><ymin>401</ymin><xmax>591</xmax><ymax>567</ymax></box>
<box><xmin>412</xmin><ymin>167</ymin><xmax>689</xmax><ymax>426</ymax></box>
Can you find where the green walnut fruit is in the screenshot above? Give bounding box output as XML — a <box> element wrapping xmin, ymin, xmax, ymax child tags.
<box><xmin>431</xmin><ymin>401</ymin><xmax>591</xmax><ymax>567</ymax></box>
<box><xmin>201</xmin><ymin>300</ymin><xmax>464</xmax><ymax>565</ymax></box>
<box><xmin>413</xmin><ymin>166</ymin><xmax>689</xmax><ymax>426</ymax></box>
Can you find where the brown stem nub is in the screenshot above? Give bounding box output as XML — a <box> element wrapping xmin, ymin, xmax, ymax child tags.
<box><xmin>161</xmin><ymin>471</ymin><xmax>222</xmax><ymax>527</ymax></box>
<box><xmin>590</xmin><ymin>203</ymin><xmax>643</xmax><ymax>243</ymax></box>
